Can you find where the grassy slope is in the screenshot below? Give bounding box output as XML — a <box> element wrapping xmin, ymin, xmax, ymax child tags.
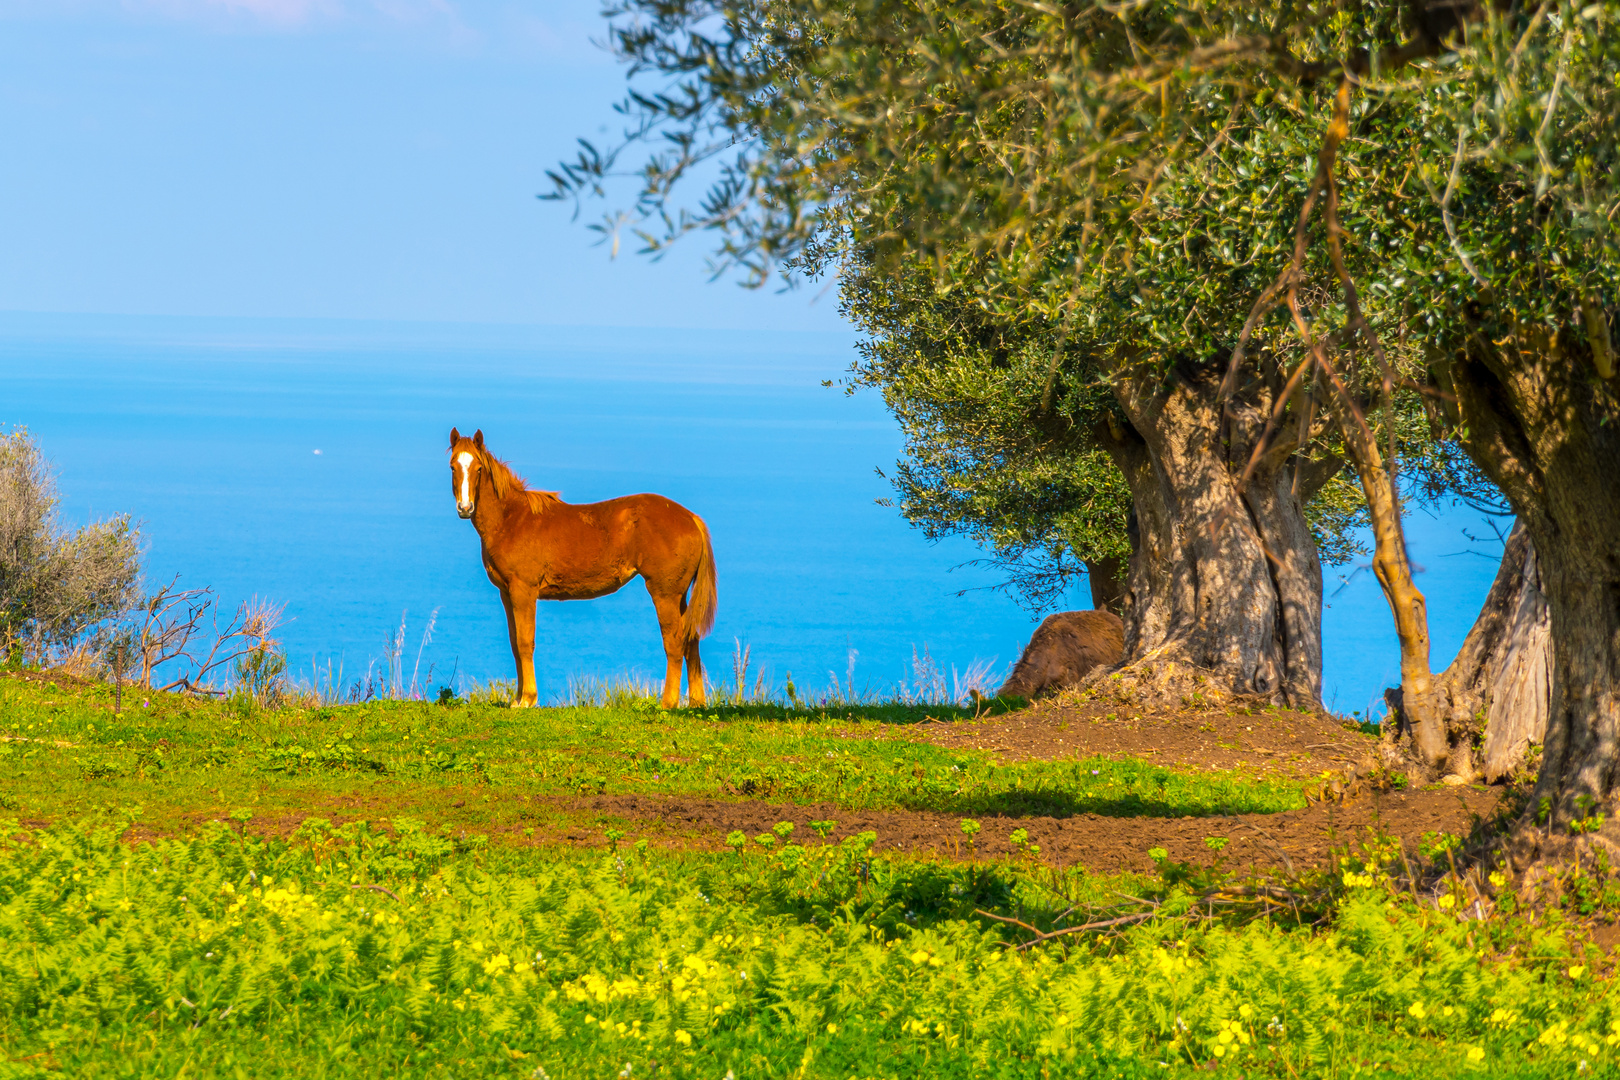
<box><xmin>1</xmin><ymin>673</ymin><xmax>1614</xmax><ymax>1079</ymax></box>
<box><xmin>0</xmin><ymin>674</ymin><xmax>1305</xmax><ymax>834</ymax></box>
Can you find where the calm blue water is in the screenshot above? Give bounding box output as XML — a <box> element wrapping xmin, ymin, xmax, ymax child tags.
<box><xmin>1</xmin><ymin>311</ymin><xmax>1503</xmax><ymax>712</ymax></box>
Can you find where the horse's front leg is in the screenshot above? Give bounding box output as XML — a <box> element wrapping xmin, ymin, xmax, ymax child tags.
<box><xmin>508</xmin><ymin>586</ymin><xmax>540</xmax><ymax>708</ymax></box>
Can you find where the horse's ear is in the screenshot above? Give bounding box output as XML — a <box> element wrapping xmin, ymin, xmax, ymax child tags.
<box><xmin>473</xmin><ymin>429</ymin><xmax>485</xmax><ymax>448</ymax></box>
<box><xmin>449</xmin><ymin>427</ymin><xmax>460</xmax><ymax>448</ymax></box>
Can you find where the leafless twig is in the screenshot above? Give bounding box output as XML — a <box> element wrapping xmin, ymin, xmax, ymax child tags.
<box><xmin>134</xmin><ymin>583</ymin><xmax>284</xmax><ymax>696</ymax></box>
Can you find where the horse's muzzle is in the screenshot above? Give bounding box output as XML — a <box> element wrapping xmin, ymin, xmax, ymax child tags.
<box><xmin>457</xmin><ymin>504</ymin><xmax>473</xmax><ymax>519</ymax></box>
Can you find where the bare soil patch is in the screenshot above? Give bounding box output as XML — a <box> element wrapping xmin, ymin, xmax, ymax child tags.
<box><xmin>535</xmin><ymin>785</ymin><xmax>1505</xmax><ymax>875</ymax></box>
<box><xmin>113</xmin><ymin>779</ymin><xmax>1504</xmax><ymax>877</ymax></box>
<box><xmin>892</xmin><ymin>698</ymin><xmax>1375</xmax><ymax>777</ymax></box>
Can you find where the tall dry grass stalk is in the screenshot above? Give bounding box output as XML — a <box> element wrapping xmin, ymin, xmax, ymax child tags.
<box><xmin>410</xmin><ymin>608</ymin><xmax>439</xmax><ymax>699</ymax></box>
<box><xmin>285</xmin><ymin>610</ymin><xmax>446</xmax><ymax>706</ymax></box>
<box><xmin>562</xmin><ymin>672</ymin><xmax>659</xmax><ymax>709</ymax></box>
<box><xmin>899</xmin><ymin>644</ymin><xmax>1006</xmax><ymax>706</ymax></box>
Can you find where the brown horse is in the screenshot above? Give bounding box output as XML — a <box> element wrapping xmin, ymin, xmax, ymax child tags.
<box><xmin>448</xmin><ymin>428</ymin><xmax>716</xmax><ymax>708</ymax></box>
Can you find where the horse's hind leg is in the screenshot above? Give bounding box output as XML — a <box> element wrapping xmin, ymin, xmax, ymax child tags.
<box><xmin>684</xmin><ymin>637</ymin><xmax>706</xmax><ymax>708</ymax></box>
<box><xmin>649</xmin><ymin>592</ymin><xmax>685</xmax><ymax>709</ymax></box>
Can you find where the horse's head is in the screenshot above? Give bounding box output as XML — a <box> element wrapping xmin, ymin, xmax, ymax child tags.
<box><xmin>448</xmin><ymin>427</ymin><xmax>486</xmax><ymax>519</ymax></box>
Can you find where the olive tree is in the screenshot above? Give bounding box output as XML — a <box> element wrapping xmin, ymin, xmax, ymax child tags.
<box><xmin>839</xmin><ymin>244</ymin><xmax>1392</xmax><ymax>693</ymax></box>
<box><xmin>552</xmin><ymin>0</ymin><xmax>1608</xmax><ymax>816</ymax></box>
<box><xmin>552</xmin><ymin>0</ymin><xmax>1462</xmax><ymax>708</ymax></box>
<box><xmin>0</xmin><ymin>427</ymin><xmax>141</xmax><ymax>661</ymax></box>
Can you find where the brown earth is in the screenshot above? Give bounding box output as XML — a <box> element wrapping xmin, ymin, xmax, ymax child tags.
<box><xmin>124</xmin><ymin>782</ymin><xmax>1507</xmax><ymax>880</ymax></box>
<box><xmin>120</xmin><ymin>783</ymin><xmax>1504</xmax><ymax>878</ymax></box>
<box><xmin>529</xmin><ymin>784</ymin><xmax>1505</xmax><ymax>876</ymax></box>
<box><xmin>891</xmin><ymin>697</ymin><xmax>1376</xmax><ymax>777</ymax></box>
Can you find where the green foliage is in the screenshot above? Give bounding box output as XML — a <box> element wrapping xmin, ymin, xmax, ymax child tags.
<box><xmin>1391</xmin><ymin>6</ymin><xmax>1620</xmax><ymax>354</ymax></box>
<box><xmin>0</xmin><ymin>427</ymin><xmax>141</xmax><ymax>659</ymax></box>
<box><xmin>561</xmin><ymin>3</ymin><xmax>1550</xmax><ymax>611</ymax></box>
<box><xmin>553</xmin><ymin>0</ymin><xmax>1620</xmax><ymax>636</ymax></box>
<box><xmin>842</xmin><ymin>248</ymin><xmax>1135</xmax><ymax>607</ymax></box>
<box><xmin>232</xmin><ymin>643</ymin><xmax>288</xmax><ymax>708</ymax></box>
<box><xmin>559</xmin><ymin>0</ymin><xmax>1618</xmax><ymax>345</ymax></box>
<box><xmin>3</xmin><ymin>819</ymin><xmax>1617</xmax><ymax>1077</ymax></box>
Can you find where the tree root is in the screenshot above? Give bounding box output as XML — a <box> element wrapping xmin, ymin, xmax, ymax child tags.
<box><xmin>1060</xmin><ymin>658</ymin><xmax>1250</xmax><ymax>712</ymax></box>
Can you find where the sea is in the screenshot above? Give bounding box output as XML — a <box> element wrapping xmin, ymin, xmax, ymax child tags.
<box><xmin>0</xmin><ymin>311</ymin><xmax>1506</xmax><ymax>716</ymax></box>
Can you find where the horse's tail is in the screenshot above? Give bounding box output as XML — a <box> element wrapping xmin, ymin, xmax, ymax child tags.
<box><xmin>683</xmin><ymin>514</ymin><xmax>718</xmax><ymax>644</ymax></box>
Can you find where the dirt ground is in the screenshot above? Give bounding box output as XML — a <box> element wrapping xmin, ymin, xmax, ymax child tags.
<box><xmin>129</xmin><ymin>782</ymin><xmax>1502</xmax><ymax>878</ymax></box>
<box><xmin>531</xmin><ymin>784</ymin><xmax>1500</xmax><ymax>876</ymax></box>
<box><xmin>895</xmin><ymin>696</ymin><xmax>1377</xmax><ymax>778</ymax></box>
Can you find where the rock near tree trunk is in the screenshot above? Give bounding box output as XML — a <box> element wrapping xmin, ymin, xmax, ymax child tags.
<box><xmin>997</xmin><ymin>610</ymin><xmax>1125</xmax><ymax>699</ymax></box>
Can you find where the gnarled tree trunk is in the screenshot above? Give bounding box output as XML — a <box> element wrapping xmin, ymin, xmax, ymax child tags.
<box><xmin>1100</xmin><ymin>361</ymin><xmax>1334</xmax><ymax>708</ymax></box>
<box><xmin>1425</xmin><ymin>520</ymin><xmax>1553</xmax><ymax>782</ymax></box>
<box><xmin>1432</xmin><ymin>317</ymin><xmax>1620</xmax><ymax>844</ymax></box>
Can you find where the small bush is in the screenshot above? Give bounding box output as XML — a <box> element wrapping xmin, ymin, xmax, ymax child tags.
<box><xmin>0</xmin><ymin>427</ymin><xmax>140</xmax><ymax>661</ymax></box>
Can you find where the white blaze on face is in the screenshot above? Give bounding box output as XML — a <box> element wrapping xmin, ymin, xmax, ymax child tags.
<box><xmin>455</xmin><ymin>451</ymin><xmax>475</xmax><ymax>514</ymax></box>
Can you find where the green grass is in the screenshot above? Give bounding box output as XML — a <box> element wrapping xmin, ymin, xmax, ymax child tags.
<box><xmin>5</xmin><ymin>670</ymin><xmax>1614</xmax><ymax>1078</ymax></box>
<box><xmin>0</xmin><ymin>674</ymin><xmax>1306</xmax><ymax>833</ymax></box>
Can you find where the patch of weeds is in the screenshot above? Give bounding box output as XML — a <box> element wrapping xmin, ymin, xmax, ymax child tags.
<box><xmin>262</xmin><ymin>741</ymin><xmax>387</xmax><ymax>775</ymax></box>
<box><xmin>421</xmin><ymin>749</ymin><xmax>485</xmax><ymax>777</ymax></box>
<box><xmin>76</xmin><ymin>754</ymin><xmax>124</xmax><ymax>781</ymax></box>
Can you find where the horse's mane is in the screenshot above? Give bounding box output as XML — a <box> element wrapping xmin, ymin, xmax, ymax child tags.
<box><xmin>474</xmin><ymin>445</ymin><xmax>560</xmax><ymax>512</ymax></box>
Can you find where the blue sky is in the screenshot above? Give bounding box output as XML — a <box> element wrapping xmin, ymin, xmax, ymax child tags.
<box><xmin>0</xmin><ymin>0</ymin><xmax>847</xmax><ymax>331</ymax></box>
